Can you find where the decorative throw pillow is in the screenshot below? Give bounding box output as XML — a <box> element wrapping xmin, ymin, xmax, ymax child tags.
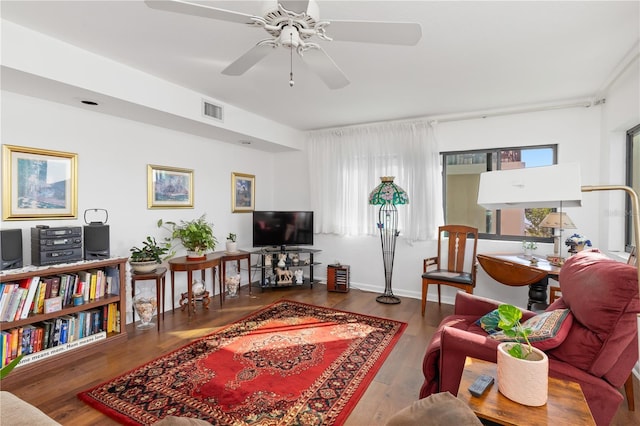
<box><xmin>475</xmin><ymin>309</ymin><xmax>501</xmax><ymax>334</ymax></box>
<box><xmin>489</xmin><ymin>309</ymin><xmax>573</xmax><ymax>351</ymax></box>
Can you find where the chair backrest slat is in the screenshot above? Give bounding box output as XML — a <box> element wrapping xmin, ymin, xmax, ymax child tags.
<box><xmin>438</xmin><ymin>225</ymin><xmax>478</xmax><ymax>273</ymax></box>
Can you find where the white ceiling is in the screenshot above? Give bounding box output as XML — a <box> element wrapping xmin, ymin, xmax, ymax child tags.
<box><xmin>1</xmin><ymin>1</ymin><xmax>639</xmax><ymax>131</ymax></box>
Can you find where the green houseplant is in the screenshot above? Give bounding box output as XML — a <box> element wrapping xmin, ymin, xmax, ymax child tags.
<box><xmin>496</xmin><ymin>304</ymin><xmax>533</xmax><ymax>359</ymax></box>
<box><xmin>158</xmin><ymin>214</ymin><xmax>217</xmax><ymax>258</ymax></box>
<box><xmin>129</xmin><ymin>236</ymin><xmax>169</xmax><ymax>273</ymax></box>
<box><xmin>495</xmin><ymin>304</ymin><xmax>549</xmax><ymax>406</ymax></box>
<box><xmin>225</xmin><ymin>233</ymin><xmax>238</xmax><ymax>253</ymax></box>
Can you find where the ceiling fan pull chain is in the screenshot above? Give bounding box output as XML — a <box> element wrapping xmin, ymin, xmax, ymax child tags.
<box><xmin>289</xmin><ymin>32</ymin><xmax>295</xmax><ymax>87</ymax></box>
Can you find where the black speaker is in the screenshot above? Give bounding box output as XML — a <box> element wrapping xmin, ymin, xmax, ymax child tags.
<box><xmin>84</xmin><ymin>224</ymin><xmax>110</xmax><ymax>260</ymax></box>
<box><xmin>0</xmin><ymin>229</ymin><xmax>23</xmax><ymax>270</ymax></box>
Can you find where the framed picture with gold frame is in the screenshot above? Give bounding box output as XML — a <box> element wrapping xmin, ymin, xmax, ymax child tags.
<box><xmin>231</xmin><ymin>172</ymin><xmax>255</xmax><ymax>213</ymax></box>
<box><xmin>2</xmin><ymin>145</ymin><xmax>78</xmax><ymax>220</ymax></box>
<box><xmin>147</xmin><ymin>164</ymin><xmax>194</xmax><ymax>209</ymax></box>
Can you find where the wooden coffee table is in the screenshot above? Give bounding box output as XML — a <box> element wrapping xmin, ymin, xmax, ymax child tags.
<box><xmin>458</xmin><ymin>357</ymin><xmax>595</xmax><ymax>425</ymax></box>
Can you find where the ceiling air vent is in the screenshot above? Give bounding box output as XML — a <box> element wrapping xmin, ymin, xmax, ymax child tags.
<box><xmin>202</xmin><ymin>100</ymin><xmax>223</xmax><ymax>121</ymax></box>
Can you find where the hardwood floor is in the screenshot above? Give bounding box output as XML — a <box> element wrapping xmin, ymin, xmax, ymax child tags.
<box><xmin>2</xmin><ymin>284</ymin><xmax>638</xmax><ymax>425</ymax></box>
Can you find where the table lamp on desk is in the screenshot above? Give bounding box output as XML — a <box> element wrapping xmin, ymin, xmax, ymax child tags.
<box><xmin>540</xmin><ymin>211</ymin><xmax>576</xmax><ymax>266</ymax></box>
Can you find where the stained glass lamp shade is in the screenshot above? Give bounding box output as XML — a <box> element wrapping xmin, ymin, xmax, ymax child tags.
<box><xmin>369</xmin><ymin>177</ymin><xmax>409</xmax><ymax>304</ymax></box>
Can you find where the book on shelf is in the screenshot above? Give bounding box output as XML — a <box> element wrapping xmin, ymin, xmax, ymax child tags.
<box><xmin>2</xmin><ymin>287</ymin><xmax>26</xmax><ymax>322</ymax></box>
<box><xmin>20</xmin><ymin>276</ymin><xmax>40</xmax><ymax>320</ymax></box>
<box><xmin>105</xmin><ymin>266</ymin><xmax>120</xmax><ymax>295</ymax></box>
<box><xmin>34</xmin><ymin>280</ymin><xmax>47</xmax><ymax>315</ymax></box>
<box><xmin>0</xmin><ymin>283</ymin><xmax>18</xmax><ymax>321</ymax></box>
<box><xmin>16</xmin><ymin>331</ymin><xmax>107</xmax><ymax>368</ymax></box>
<box><xmin>44</xmin><ymin>296</ymin><xmax>63</xmax><ymax>314</ymax></box>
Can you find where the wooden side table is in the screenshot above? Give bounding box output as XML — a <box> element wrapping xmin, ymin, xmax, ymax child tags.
<box><xmin>218</xmin><ymin>250</ymin><xmax>251</xmax><ymax>303</ymax></box>
<box><xmin>130</xmin><ymin>266</ymin><xmax>166</xmax><ymax>331</ymax></box>
<box><xmin>168</xmin><ymin>254</ymin><xmax>223</xmax><ymax>316</ymax></box>
<box><xmin>458</xmin><ymin>357</ymin><xmax>595</xmax><ymax>425</ymax></box>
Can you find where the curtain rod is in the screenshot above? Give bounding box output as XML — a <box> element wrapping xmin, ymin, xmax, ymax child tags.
<box><xmin>311</xmin><ymin>98</ymin><xmax>595</xmax><ymax>133</ymax></box>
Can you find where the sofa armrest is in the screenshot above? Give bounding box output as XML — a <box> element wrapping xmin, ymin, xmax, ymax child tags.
<box><xmin>438</xmin><ymin>326</ymin><xmax>500</xmax><ymax>395</ymax></box>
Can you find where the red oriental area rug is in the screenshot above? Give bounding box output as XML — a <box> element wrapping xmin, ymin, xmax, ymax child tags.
<box><xmin>78</xmin><ymin>300</ymin><xmax>406</xmax><ymax>425</ymax></box>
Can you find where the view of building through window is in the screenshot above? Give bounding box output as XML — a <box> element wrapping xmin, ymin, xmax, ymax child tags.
<box><xmin>443</xmin><ymin>145</ymin><xmax>557</xmax><ymax>240</ymax></box>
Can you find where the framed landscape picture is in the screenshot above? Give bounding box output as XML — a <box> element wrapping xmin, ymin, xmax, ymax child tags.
<box><xmin>148</xmin><ymin>164</ymin><xmax>194</xmax><ymax>209</ymax></box>
<box><xmin>231</xmin><ymin>172</ymin><xmax>255</xmax><ymax>213</ymax></box>
<box><xmin>2</xmin><ymin>145</ymin><xmax>78</xmax><ymax>220</ymax></box>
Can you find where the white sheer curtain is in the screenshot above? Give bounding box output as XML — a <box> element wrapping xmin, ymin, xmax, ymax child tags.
<box><xmin>307</xmin><ymin>120</ymin><xmax>443</xmax><ymax>241</ymax></box>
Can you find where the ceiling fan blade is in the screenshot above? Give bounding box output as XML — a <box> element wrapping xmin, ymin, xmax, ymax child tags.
<box><xmin>301</xmin><ymin>46</ymin><xmax>350</xmax><ymax>90</ymax></box>
<box><xmin>222</xmin><ymin>43</ymin><xmax>275</xmax><ymax>76</ymax></box>
<box><xmin>144</xmin><ymin>0</ymin><xmax>254</xmax><ymax>24</ymax></box>
<box><xmin>327</xmin><ymin>20</ymin><xmax>422</xmax><ymax>45</ymax></box>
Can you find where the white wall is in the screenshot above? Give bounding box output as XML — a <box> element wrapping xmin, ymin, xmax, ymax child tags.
<box><xmin>1</xmin><ymin>91</ymin><xmax>276</xmax><ymax>320</ymax></box>
<box><xmin>277</xmin><ymin>104</ymin><xmax>637</xmax><ymax>310</ymax></box>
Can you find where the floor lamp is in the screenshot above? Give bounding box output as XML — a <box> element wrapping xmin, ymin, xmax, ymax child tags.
<box><xmin>369</xmin><ymin>176</ymin><xmax>409</xmax><ymax>304</ymax></box>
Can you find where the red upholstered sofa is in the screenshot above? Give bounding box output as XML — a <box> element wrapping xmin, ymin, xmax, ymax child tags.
<box><xmin>419</xmin><ymin>250</ymin><xmax>639</xmax><ymax>425</ymax></box>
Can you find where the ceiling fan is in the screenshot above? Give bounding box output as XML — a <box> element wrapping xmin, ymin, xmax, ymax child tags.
<box><xmin>145</xmin><ymin>0</ymin><xmax>422</xmax><ymax>89</ymax></box>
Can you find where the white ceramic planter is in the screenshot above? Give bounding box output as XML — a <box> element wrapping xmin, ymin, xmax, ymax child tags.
<box><xmin>130</xmin><ymin>260</ymin><xmax>159</xmax><ymax>274</ymax></box>
<box><xmin>497</xmin><ymin>342</ymin><xmax>549</xmax><ymax>406</ymax></box>
<box><xmin>226</xmin><ymin>241</ymin><xmax>238</xmax><ymax>253</ymax></box>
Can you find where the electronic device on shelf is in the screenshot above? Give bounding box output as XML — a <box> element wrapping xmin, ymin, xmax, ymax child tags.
<box><xmin>31</xmin><ymin>226</ymin><xmax>83</xmax><ymax>266</ymax></box>
<box><xmin>252</xmin><ymin>211</ymin><xmax>314</xmax><ymax>248</ymax></box>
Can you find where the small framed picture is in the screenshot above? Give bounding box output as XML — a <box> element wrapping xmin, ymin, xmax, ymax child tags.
<box><xmin>147</xmin><ymin>164</ymin><xmax>194</xmax><ymax>209</ymax></box>
<box><xmin>2</xmin><ymin>145</ymin><xmax>78</xmax><ymax>220</ymax></box>
<box><xmin>231</xmin><ymin>172</ymin><xmax>255</xmax><ymax>213</ymax></box>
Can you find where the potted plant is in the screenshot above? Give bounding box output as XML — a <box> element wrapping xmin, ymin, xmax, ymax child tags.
<box><xmin>129</xmin><ymin>236</ymin><xmax>169</xmax><ymax>273</ymax></box>
<box><xmin>226</xmin><ymin>233</ymin><xmax>238</xmax><ymax>253</ymax></box>
<box><xmin>158</xmin><ymin>214</ymin><xmax>217</xmax><ymax>259</ymax></box>
<box><xmin>495</xmin><ymin>304</ymin><xmax>549</xmax><ymax>406</ymax></box>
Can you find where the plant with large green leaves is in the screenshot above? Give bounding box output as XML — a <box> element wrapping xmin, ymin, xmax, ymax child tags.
<box><xmin>497</xmin><ymin>304</ymin><xmax>533</xmax><ymax>359</ymax></box>
<box><xmin>158</xmin><ymin>214</ymin><xmax>217</xmax><ymax>256</ymax></box>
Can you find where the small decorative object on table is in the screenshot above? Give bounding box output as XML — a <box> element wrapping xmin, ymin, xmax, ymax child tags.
<box><xmin>277</xmin><ymin>253</ymin><xmax>287</xmax><ymax>268</ymax></box>
<box><xmin>294</xmin><ymin>269</ymin><xmax>304</xmax><ymax>284</ymax></box>
<box><xmin>565</xmin><ymin>234</ymin><xmax>591</xmax><ymax>255</ymax></box>
<box><xmin>133</xmin><ymin>286</ymin><xmax>158</xmax><ymax>329</ymax></box>
<box><xmin>179</xmin><ymin>279</ymin><xmax>210</xmax><ymax>310</ymax></box>
<box><xmin>522</xmin><ymin>241</ymin><xmax>537</xmax><ymax>258</ymax></box>
<box><xmin>275</xmin><ymin>267</ymin><xmax>293</xmax><ymax>284</ymax></box>
<box><xmin>225</xmin><ymin>233</ymin><xmax>238</xmax><ymax>254</ymax></box>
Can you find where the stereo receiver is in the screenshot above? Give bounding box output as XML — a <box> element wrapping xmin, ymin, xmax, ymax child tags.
<box><xmin>31</xmin><ymin>226</ymin><xmax>83</xmax><ymax>266</ymax></box>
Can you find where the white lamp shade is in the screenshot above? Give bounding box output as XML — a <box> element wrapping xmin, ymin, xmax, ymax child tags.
<box><xmin>477</xmin><ymin>163</ymin><xmax>582</xmax><ymax>209</ymax></box>
<box><xmin>540</xmin><ymin>212</ymin><xmax>577</xmax><ymax>229</ymax></box>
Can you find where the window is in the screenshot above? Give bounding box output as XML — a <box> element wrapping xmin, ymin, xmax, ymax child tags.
<box><xmin>442</xmin><ymin>145</ymin><xmax>557</xmax><ymax>241</ymax></box>
<box><xmin>626</xmin><ymin>124</ymin><xmax>640</xmax><ymax>251</ymax></box>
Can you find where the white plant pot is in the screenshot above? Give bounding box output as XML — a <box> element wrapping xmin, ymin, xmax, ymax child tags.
<box><xmin>226</xmin><ymin>241</ymin><xmax>238</xmax><ymax>253</ymax></box>
<box><xmin>130</xmin><ymin>260</ymin><xmax>159</xmax><ymax>274</ymax></box>
<box><xmin>497</xmin><ymin>342</ymin><xmax>549</xmax><ymax>406</ymax></box>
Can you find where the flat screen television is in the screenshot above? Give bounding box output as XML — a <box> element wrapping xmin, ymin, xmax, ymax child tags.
<box><xmin>252</xmin><ymin>211</ymin><xmax>314</xmax><ymax>248</ymax></box>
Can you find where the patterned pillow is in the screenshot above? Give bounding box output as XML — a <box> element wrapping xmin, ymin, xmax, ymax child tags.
<box><xmin>489</xmin><ymin>309</ymin><xmax>573</xmax><ymax>351</ymax></box>
<box><xmin>475</xmin><ymin>309</ymin><xmax>501</xmax><ymax>334</ymax></box>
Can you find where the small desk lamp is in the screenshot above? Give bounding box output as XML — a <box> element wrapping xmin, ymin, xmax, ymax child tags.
<box><xmin>540</xmin><ymin>211</ymin><xmax>576</xmax><ymax>265</ymax></box>
<box><xmin>369</xmin><ymin>176</ymin><xmax>409</xmax><ymax>304</ymax></box>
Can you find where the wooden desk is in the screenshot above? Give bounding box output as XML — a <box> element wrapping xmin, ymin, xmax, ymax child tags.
<box><xmin>458</xmin><ymin>357</ymin><xmax>595</xmax><ymax>426</ymax></box>
<box><xmin>477</xmin><ymin>253</ymin><xmax>561</xmax><ymax>310</ymax></box>
<box><xmin>130</xmin><ymin>266</ymin><xmax>167</xmax><ymax>331</ymax></box>
<box><xmin>168</xmin><ymin>253</ymin><xmax>223</xmax><ymax>316</ymax></box>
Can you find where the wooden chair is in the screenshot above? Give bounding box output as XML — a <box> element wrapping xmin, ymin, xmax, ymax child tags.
<box><xmin>421</xmin><ymin>225</ymin><xmax>478</xmax><ymax>316</ymax></box>
<box><xmin>549</xmin><ymin>246</ymin><xmax>637</xmax><ymax>412</ymax></box>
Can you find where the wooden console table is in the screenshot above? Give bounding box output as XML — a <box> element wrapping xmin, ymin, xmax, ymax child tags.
<box><xmin>458</xmin><ymin>357</ymin><xmax>595</xmax><ymax>425</ymax></box>
<box><xmin>477</xmin><ymin>253</ymin><xmax>561</xmax><ymax>310</ymax></box>
<box><xmin>168</xmin><ymin>253</ymin><xmax>223</xmax><ymax>316</ymax></box>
